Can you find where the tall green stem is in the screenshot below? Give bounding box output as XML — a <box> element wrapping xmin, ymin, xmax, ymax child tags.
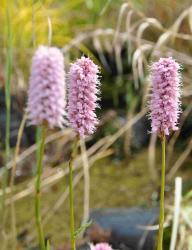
<box><xmin>1</xmin><ymin>6</ymin><xmax>12</xmax><ymax>217</ymax></box>
<box><xmin>69</xmin><ymin>136</ymin><xmax>78</xmax><ymax>250</ymax></box>
<box><xmin>157</xmin><ymin>134</ymin><xmax>166</xmax><ymax>250</ymax></box>
<box><xmin>35</xmin><ymin>126</ymin><xmax>46</xmax><ymax>250</ymax></box>
<box><xmin>10</xmin><ymin>113</ymin><xmax>27</xmax><ymax>249</ymax></box>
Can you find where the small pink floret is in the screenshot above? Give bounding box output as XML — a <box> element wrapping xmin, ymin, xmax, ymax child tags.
<box><xmin>90</xmin><ymin>243</ymin><xmax>113</xmax><ymax>250</ymax></box>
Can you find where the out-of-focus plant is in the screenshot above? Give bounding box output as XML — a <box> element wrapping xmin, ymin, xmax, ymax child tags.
<box><xmin>0</xmin><ymin>0</ymin><xmax>121</xmax><ymax>49</ymax></box>
<box><xmin>1</xmin><ymin>1</ymin><xmax>192</xmax><ymax>248</ymax></box>
<box><xmin>180</xmin><ymin>188</ymin><xmax>192</xmax><ymax>249</ymax></box>
<box><xmin>26</xmin><ymin>45</ymin><xmax>67</xmax><ymax>249</ymax></box>
<box><xmin>2</xmin><ymin>6</ymin><xmax>12</xmax><ymax>206</ymax></box>
<box><xmin>0</xmin><ymin>0</ymin><xmax>86</xmax><ymax>48</ymax></box>
<box><xmin>166</xmin><ymin>178</ymin><xmax>192</xmax><ymax>250</ymax></box>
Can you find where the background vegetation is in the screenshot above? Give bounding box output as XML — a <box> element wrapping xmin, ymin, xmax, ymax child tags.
<box><xmin>1</xmin><ymin>0</ymin><xmax>192</xmax><ymax>249</ymax></box>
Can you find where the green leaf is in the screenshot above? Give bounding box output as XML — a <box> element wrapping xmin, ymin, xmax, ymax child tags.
<box><xmin>74</xmin><ymin>220</ymin><xmax>92</xmax><ymax>239</ymax></box>
<box><xmin>46</xmin><ymin>240</ymin><xmax>51</xmax><ymax>250</ymax></box>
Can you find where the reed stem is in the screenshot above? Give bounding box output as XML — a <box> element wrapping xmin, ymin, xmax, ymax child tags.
<box><xmin>10</xmin><ymin>113</ymin><xmax>27</xmax><ymax>249</ymax></box>
<box><xmin>1</xmin><ymin>6</ymin><xmax>12</xmax><ymax>217</ymax></box>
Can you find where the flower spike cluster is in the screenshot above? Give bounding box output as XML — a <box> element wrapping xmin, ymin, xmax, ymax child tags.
<box><xmin>90</xmin><ymin>243</ymin><xmax>113</xmax><ymax>250</ymax></box>
<box><xmin>149</xmin><ymin>57</ymin><xmax>181</xmax><ymax>136</ymax></box>
<box><xmin>68</xmin><ymin>56</ymin><xmax>100</xmax><ymax>137</ymax></box>
<box><xmin>27</xmin><ymin>46</ymin><xmax>66</xmax><ymax>128</ymax></box>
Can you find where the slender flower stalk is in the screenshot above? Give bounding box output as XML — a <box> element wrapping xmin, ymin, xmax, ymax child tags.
<box><xmin>68</xmin><ymin>56</ymin><xmax>100</xmax><ymax>250</ymax></box>
<box><xmin>158</xmin><ymin>133</ymin><xmax>166</xmax><ymax>250</ymax></box>
<box><xmin>35</xmin><ymin>126</ymin><xmax>47</xmax><ymax>250</ymax></box>
<box><xmin>149</xmin><ymin>57</ymin><xmax>181</xmax><ymax>250</ymax></box>
<box><xmin>26</xmin><ymin>45</ymin><xmax>66</xmax><ymax>249</ymax></box>
<box><xmin>69</xmin><ymin>136</ymin><xmax>79</xmax><ymax>250</ymax></box>
<box><xmin>80</xmin><ymin>138</ymin><xmax>90</xmax><ymax>227</ymax></box>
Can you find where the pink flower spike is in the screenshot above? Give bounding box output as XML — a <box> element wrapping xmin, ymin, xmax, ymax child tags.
<box><xmin>27</xmin><ymin>46</ymin><xmax>66</xmax><ymax>129</ymax></box>
<box><xmin>90</xmin><ymin>243</ymin><xmax>113</xmax><ymax>250</ymax></box>
<box><xmin>68</xmin><ymin>56</ymin><xmax>100</xmax><ymax>138</ymax></box>
<box><xmin>149</xmin><ymin>57</ymin><xmax>182</xmax><ymax>136</ymax></box>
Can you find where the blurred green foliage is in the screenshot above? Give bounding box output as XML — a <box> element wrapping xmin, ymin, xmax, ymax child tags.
<box><xmin>0</xmin><ymin>0</ymin><xmax>121</xmax><ymax>48</ymax></box>
<box><xmin>0</xmin><ymin>0</ymin><xmax>191</xmax><ymax>48</ymax></box>
<box><xmin>131</xmin><ymin>0</ymin><xmax>192</xmax><ymax>25</ymax></box>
